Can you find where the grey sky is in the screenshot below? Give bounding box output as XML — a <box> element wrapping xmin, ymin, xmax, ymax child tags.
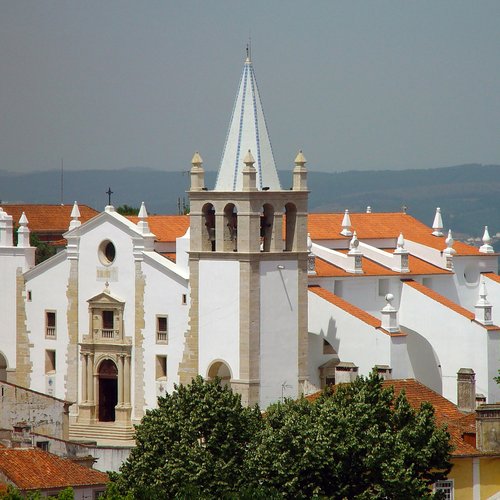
<box><xmin>0</xmin><ymin>1</ymin><xmax>499</xmax><ymax>174</ymax></box>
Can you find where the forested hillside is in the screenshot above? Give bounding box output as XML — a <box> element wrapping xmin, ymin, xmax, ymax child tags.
<box><xmin>1</xmin><ymin>164</ymin><xmax>499</xmax><ymax>243</ymax></box>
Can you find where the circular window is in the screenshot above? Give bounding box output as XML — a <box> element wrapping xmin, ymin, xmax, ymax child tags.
<box><xmin>98</xmin><ymin>240</ymin><xmax>116</xmax><ymax>266</ymax></box>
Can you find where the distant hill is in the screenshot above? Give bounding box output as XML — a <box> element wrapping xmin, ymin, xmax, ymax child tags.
<box><xmin>1</xmin><ymin>164</ymin><xmax>499</xmax><ymax>245</ymax></box>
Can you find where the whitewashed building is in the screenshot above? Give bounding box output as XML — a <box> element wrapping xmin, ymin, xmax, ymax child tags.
<box><xmin>0</xmin><ymin>55</ymin><xmax>499</xmax><ymax>448</ymax></box>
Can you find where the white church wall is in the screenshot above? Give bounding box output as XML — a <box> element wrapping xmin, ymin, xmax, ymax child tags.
<box><xmin>399</xmin><ymin>284</ymin><xmax>493</xmax><ymax>403</ymax></box>
<box><xmin>0</xmin><ymin>248</ymin><xmax>33</xmax><ymax>374</ymax></box>
<box><xmin>260</xmin><ymin>260</ymin><xmax>299</xmax><ymax>407</ymax></box>
<box><xmin>198</xmin><ymin>260</ymin><xmax>240</xmax><ymax>381</ymax></box>
<box><xmin>484</xmin><ymin>276</ymin><xmax>500</xmax><ymax>326</ymax></box>
<box><xmin>307</xmin><ymin>292</ymin><xmax>392</xmax><ymax>385</ymax></box>
<box><xmin>25</xmin><ymin>258</ymin><xmax>71</xmax><ymax>398</ymax></box>
<box><xmin>141</xmin><ymin>257</ymin><xmax>189</xmax><ymax>409</ymax></box>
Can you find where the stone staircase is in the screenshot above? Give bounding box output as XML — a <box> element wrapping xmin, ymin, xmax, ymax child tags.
<box><xmin>69</xmin><ymin>422</ymin><xmax>135</xmax><ymax>444</ymax></box>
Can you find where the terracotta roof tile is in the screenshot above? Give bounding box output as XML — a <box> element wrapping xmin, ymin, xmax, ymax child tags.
<box><xmin>0</xmin><ymin>448</ymin><xmax>108</xmax><ymax>490</ymax></box>
<box><xmin>127</xmin><ymin>215</ymin><xmax>189</xmax><ymax>242</ymax></box>
<box><xmin>402</xmin><ymin>279</ymin><xmax>500</xmax><ymax>330</ymax></box>
<box><xmin>308</xmin><ymin>285</ymin><xmax>404</xmax><ymax>337</ymax></box>
<box><xmin>0</xmin><ymin>205</ymin><xmax>98</xmax><ymax>233</ymax></box>
<box><xmin>313</xmin><ymin>254</ymin><xmax>450</xmax><ymax>278</ymax></box>
<box><xmin>484</xmin><ymin>272</ymin><xmax>500</xmax><ymax>284</ymax></box>
<box><xmin>307</xmin><ymin>213</ymin><xmax>480</xmax><ymax>256</ymax></box>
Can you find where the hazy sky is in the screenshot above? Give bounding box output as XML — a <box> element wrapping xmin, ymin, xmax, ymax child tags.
<box><xmin>1</xmin><ymin>1</ymin><xmax>499</xmax><ymax>174</ymax></box>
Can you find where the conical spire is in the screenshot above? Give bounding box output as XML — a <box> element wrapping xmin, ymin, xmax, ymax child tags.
<box><xmin>479</xmin><ymin>226</ymin><xmax>494</xmax><ymax>254</ymax></box>
<box><xmin>215</xmin><ymin>55</ymin><xmax>281</xmax><ymax>191</ymax></box>
<box><xmin>432</xmin><ymin>207</ymin><xmax>444</xmax><ymax>236</ymax></box>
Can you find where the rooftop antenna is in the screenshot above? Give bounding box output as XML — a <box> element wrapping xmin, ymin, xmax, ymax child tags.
<box><xmin>247</xmin><ymin>31</ymin><xmax>252</xmax><ymax>60</ymax></box>
<box><xmin>60</xmin><ymin>158</ymin><xmax>64</xmax><ymax>206</ymax></box>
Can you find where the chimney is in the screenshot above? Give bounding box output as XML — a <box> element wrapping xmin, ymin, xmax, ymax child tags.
<box><xmin>375</xmin><ymin>365</ymin><xmax>392</xmax><ymax>380</ymax></box>
<box><xmin>335</xmin><ymin>362</ymin><xmax>358</xmax><ymax>384</ymax></box>
<box><xmin>457</xmin><ymin>368</ymin><xmax>476</xmax><ymax>413</ymax></box>
<box><xmin>476</xmin><ymin>404</ymin><xmax>500</xmax><ymax>453</ymax></box>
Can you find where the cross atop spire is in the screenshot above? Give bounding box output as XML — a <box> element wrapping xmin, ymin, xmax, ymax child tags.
<box><xmin>214</xmin><ymin>54</ymin><xmax>281</xmax><ymax>191</ymax></box>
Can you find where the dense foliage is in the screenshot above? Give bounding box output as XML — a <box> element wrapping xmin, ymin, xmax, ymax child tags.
<box><xmin>113</xmin><ymin>373</ymin><xmax>452</xmax><ymax>499</ymax></box>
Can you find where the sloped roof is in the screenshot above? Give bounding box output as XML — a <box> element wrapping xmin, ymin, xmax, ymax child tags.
<box><xmin>307</xmin><ymin>213</ymin><xmax>480</xmax><ymax>256</ymax></box>
<box><xmin>0</xmin><ymin>204</ymin><xmax>98</xmax><ymax>233</ymax></box>
<box><xmin>402</xmin><ymin>279</ymin><xmax>499</xmax><ymax>330</ymax></box>
<box><xmin>308</xmin><ymin>285</ymin><xmax>404</xmax><ymax>337</ymax></box>
<box><xmin>215</xmin><ymin>56</ymin><xmax>281</xmax><ymax>191</ymax></box>
<box><xmin>0</xmin><ymin>448</ymin><xmax>108</xmax><ymax>490</ymax></box>
<box><xmin>313</xmin><ymin>254</ymin><xmax>451</xmax><ymax>278</ymax></box>
<box><xmin>484</xmin><ymin>272</ymin><xmax>500</xmax><ymax>284</ymax></box>
<box><xmin>127</xmin><ymin>215</ymin><xmax>189</xmax><ymax>242</ymax></box>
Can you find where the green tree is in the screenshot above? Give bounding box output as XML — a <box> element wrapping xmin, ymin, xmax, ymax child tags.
<box><xmin>116</xmin><ymin>205</ymin><xmax>140</xmax><ymax>216</ymax></box>
<box><xmin>245</xmin><ymin>373</ymin><xmax>452</xmax><ymax>499</ymax></box>
<box><xmin>116</xmin><ymin>376</ymin><xmax>261</xmax><ymax>499</ymax></box>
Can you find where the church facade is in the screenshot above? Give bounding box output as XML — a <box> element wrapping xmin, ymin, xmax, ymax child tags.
<box><xmin>0</xmin><ymin>56</ymin><xmax>499</xmax><ymax>445</ymax></box>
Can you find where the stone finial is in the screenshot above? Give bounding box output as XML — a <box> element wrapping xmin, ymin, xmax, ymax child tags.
<box><xmin>366</xmin><ymin>206</ymin><xmax>372</xmax><ymax>213</ymax></box>
<box><xmin>69</xmin><ymin>201</ymin><xmax>81</xmax><ymax>230</ymax></box>
<box><xmin>393</xmin><ymin>232</ymin><xmax>409</xmax><ymax>272</ymax></box>
<box><xmin>443</xmin><ymin>229</ymin><xmax>456</xmax><ymax>255</ymax></box>
<box><xmin>293</xmin><ymin>150</ymin><xmax>308</xmax><ymax>191</ymax></box>
<box><xmin>479</xmin><ymin>226</ymin><xmax>494</xmax><ymax>254</ymax></box>
<box><xmin>190</xmin><ymin>151</ymin><xmax>205</xmax><ymax>191</ymax></box>
<box><xmin>16</xmin><ymin>212</ymin><xmax>31</xmax><ymax>248</ymax></box>
<box><xmin>381</xmin><ymin>293</ymin><xmax>399</xmax><ymax>333</ymax></box>
<box><xmin>137</xmin><ymin>202</ymin><xmax>151</xmax><ymax>235</ymax></box>
<box><xmin>340</xmin><ymin>209</ymin><xmax>352</xmax><ymax>237</ymax></box>
<box><xmin>191</xmin><ymin>151</ymin><xmax>203</xmax><ymax>167</ymax></box>
<box><xmin>348</xmin><ymin>231</ymin><xmax>361</xmax><ymax>254</ymax></box>
<box><xmin>307</xmin><ymin>233</ymin><xmax>312</xmax><ymax>253</ymax></box>
<box><xmin>432</xmin><ymin>207</ymin><xmax>444</xmax><ymax>236</ymax></box>
<box><xmin>242</xmin><ymin>150</ymin><xmax>257</xmax><ymax>192</ymax></box>
<box><xmin>475</xmin><ymin>279</ymin><xmax>493</xmax><ymax>326</ymax></box>
<box><xmin>243</xmin><ymin>149</ymin><xmax>256</xmax><ymax>166</ymax></box>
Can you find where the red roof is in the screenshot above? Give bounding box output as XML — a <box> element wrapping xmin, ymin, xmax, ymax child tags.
<box><xmin>402</xmin><ymin>279</ymin><xmax>499</xmax><ymax>330</ymax></box>
<box><xmin>314</xmin><ymin>254</ymin><xmax>451</xmax><ymax>278</ymax></box>
<box><xmin>0</xmin><ymin>448</ymin><xmax>108</xmax><ymax>491</ymax></box>
<box><xmin>307</xmin><ymin>213</ymin><xmax>480</xmax><ymax>256</ymax></box>
<box><xmin>308</xmin><ymin>285</ymin><xmax>405</xmax><ymax>337</ymax></box>
<box><xmin>484</xmin><ymin>272</ymin><xmax>500</xmax><ymax>284</ymax></box>
<box><xmin>0</xmin><ymin>204</ymin><xmax>98</xmax><ymax>233</ymax></box>
<box><xmin>127</xmin><ymin>215</ymin><xmax>189</xmax><ymax>242</ymax></box>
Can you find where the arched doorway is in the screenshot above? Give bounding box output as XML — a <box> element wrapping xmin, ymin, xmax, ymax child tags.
<box><xmin>0</xmin><ymin>353</ymin><xmax>7</xmax><ymax>382</ymax></box>
<box><xmin>98</xmin><ymin>359</ymin><xmax>118</xmax><ymax>422</ymax></box>
<box><xmin>207</xmin><ymin>361</ymin><xmax>232</xmax><ymax>388</ymax></box>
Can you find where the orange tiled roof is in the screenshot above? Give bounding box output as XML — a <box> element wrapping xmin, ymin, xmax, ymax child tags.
<box><xmin>403</xmin><ymin>279</ymin><xmax>500</xmax><ymax>330</ymax></box>
<box><xmin>314</xmin><ymin>254</ymin><xmax>451</xmax><ymax>278</ymax></box>
<box><xmin>0</xmin><ymin>448</ymin><xmax>108</xmax><ymax>491</ymax></box>
<box><xmin>307</xmin><ymin>213</ymin><xmax>480</xmax><ymax>256</ymax></box>
<box><xmin>484</xmin><ymin>272</ymin><xmax>500</xmax><ymax>284</ymax></box>
<box><xmin>308</xmin><ymin>285</ymin><xmax>404</xmax><ymax>336</ymax></box>
<box><xmin>127</xmin><ymin>215</ymin><xmax>189</xmax><ymax>242</ymax></box>
<box><xmin>0</xmin><ymin>205</ymin><xmax>98</xmax><ymax>233</ymax></box>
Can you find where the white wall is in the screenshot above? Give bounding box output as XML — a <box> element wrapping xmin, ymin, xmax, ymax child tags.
<box><xmin>198</xmin><ymin>260</ymin><xmax>240</xmax><ymax>380</ymax></box>
<box><xmin>260</xmin><ymin>260</ymin><xmax>299</xmax><ymax>407</ymax></box>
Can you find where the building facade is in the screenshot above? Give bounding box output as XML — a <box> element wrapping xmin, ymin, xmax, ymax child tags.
<box><xmin>0</xmin><ymin>55</ymin><xmax>499</xmax><ymax>447</ymax></box>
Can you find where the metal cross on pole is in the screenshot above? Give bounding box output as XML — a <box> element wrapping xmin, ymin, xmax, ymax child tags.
<box><xmin>106</xmin><ymin>187</ymin><xmax>113</xmax><ymax>206</ymax></box>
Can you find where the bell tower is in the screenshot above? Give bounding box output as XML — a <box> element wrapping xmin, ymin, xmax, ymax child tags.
<box><xmin>178</xmin><ymin>55</ymin><xmax>309</xmax><ymax>407</ymax></box>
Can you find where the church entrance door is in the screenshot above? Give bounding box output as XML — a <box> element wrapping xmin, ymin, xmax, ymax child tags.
<box><xmin>98</xmin><ymin>359</ymin><xmax>118</xmax><ymax>422</ymax></box>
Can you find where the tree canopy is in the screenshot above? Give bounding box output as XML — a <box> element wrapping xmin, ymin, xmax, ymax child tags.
<box><xmin>113</xmin><ymin>373</ymin><xmax>452</xmax><ymax>499</ymax></box>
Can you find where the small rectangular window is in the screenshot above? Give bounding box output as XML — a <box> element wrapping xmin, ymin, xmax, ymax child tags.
<box><xmin>422</xmin><ymin>277</ymin><xmax>433</xmax><ymax>289</ymax></box>
<box><xmin>181</xmin><ymin>294</ymin><xmax>187</xmax><ymax>305</ymax></box>
<box><xmin>434</xmin><ymin>480</ymin><xmax>454</xmax><ymax>500</ymax></box>
<box><xmin>36</xmin><ymin>441</ymin><xmax>49</xmax><ymax>452</ymax></box>
<box><xmin>45</xmin><ymin>350</ymin><xmax>56</xmax><ymax>373</ymax></box>
<box><xmin>45</xmin><ymin>311</ymin><xmax>56</xmax><ymax>338</ymax></box>
<box><xmin>156</xmin><ymin>316</ymin><xmax>168</xmax><ymax>343</ymax></box>
<box><xmin>378</xmin><ymin>279</ymin><xmax>389</xmax><ymax>297</ymax></box>
<box><xmin>27</xmin><ymin>290</ymin><xmax>32</xmax><ymax>301</ymax></box>
<box><xmin>156</xmin><ymin>355</ymin><xmax>167</xmax><ymax>380</ymax></box>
